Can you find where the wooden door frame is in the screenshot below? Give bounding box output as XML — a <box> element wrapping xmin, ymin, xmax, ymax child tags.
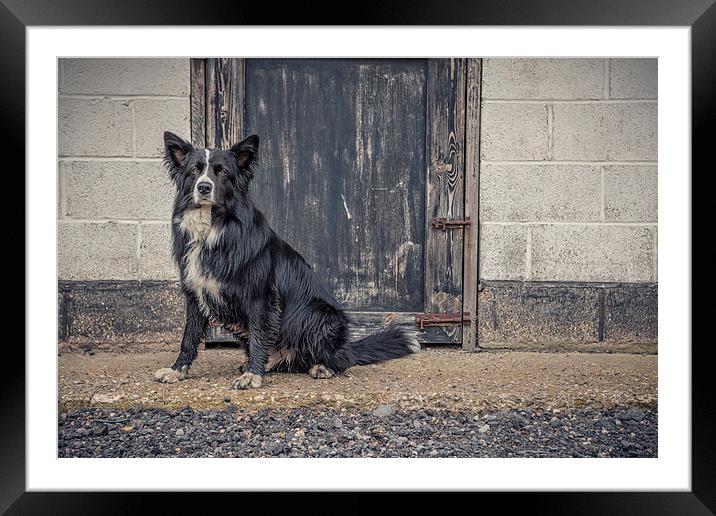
<box><xmin>191</xmin><ymin>58</ymin><xmax>246</xmax><ymax>149</ymax></box>
<box><xmin>424</xmin><ymin>58</ymin><xmax>466</xmax><ymax>346</ymax></box>
<box><xmin>423</xmin><ymin>58</ymin><xmax>482</xmax><ymax>350</ymax></box>
<box><xmin>463</xmin><ymin>59</ymin><xmax>482</xmax><ymax>352</ymax></box>
<box><xmin>190</xmin><ymin>58</ymin><xmax>482</xmax><ymax>350</ymax></box>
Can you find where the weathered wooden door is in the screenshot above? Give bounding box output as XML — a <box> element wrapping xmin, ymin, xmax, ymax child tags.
<box><xmin>191</xmin><ymin>58</ymin><xmax>481</xmax><ymax>349</ymax></box>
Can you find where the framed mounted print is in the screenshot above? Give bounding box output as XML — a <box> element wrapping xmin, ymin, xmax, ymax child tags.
<box><xmin>3</xmin><ymin>0</ymin><xmax>709</xmax><ymax>512</ymax></box>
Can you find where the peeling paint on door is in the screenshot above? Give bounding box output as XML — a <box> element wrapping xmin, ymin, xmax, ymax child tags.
<box><xmin>245</xmin><ymin>59</ymin><xmax>427</xmax><ymax>311</ymax></box>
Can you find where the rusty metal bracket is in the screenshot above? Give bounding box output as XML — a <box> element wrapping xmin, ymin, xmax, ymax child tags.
<box><xmin>415</xmin><ymin>312</ymin><xmax>471</xmax><ymax>329</ymax></box>
<box><xmin>431</xmin><ymin>217</ymin><xmax>471</xmax><ymax>231</ymax></box>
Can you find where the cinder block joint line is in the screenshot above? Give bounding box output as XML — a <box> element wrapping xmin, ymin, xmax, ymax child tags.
<box><xmin>58</xmin><ymin>157</ymin><xmax>163</xmax><ymax>162</ymax></box>
<box><xmin>59</xmin><ymin>219</ymin><xmax>170</xmax><ymax>225</ymax></box>
<box><xmin>481</xmin><ymin>160</ymin><xmax>658</xmax><ymax>166</ymax></box>
<box><xmin>481</xmin><ymin>221</ymin><xmax>658</xmax><ymax>227</ymax></box>
<box><xmin>600</xmin><ymin>166</ymin><xmax>606</xmax><ymax>222</ymax></box>
<box><xmin>59</xmin><ymin>162</ymin><xmax>66</xmax><ymax>219</ymax></box>
<box><xmin>546</xmin><ymin>104</ymin><xmax>554</xmax><ymax>161</ymax></box>
<box><xmin>482</xmin><ymin>99</ymin><xmax>658</xmax><ymax>104</ymax></box>
<box><xmin>58</xmin><ymin>59</ymin><xmax>64</xmax><ymax>93</ymax></box>
<box><xmin>130</xmin><ymin>101</ymin><xmax>137</xmax><ymax>158</ymax></box>
<box><xmin>653</xmin><ymin>227</ymin><xmax>658</xmax><ymax>281</ymax></box>
<box><xmin>58</xmin><ymin>94</ymin><xmax>189</xmax><ymax>100</ymax></box>
<box><xmin>136</xmin><ymin>223</ymin><xmax>143</xmax><ymax>278</ymax></box>
<box><xmin>525</xmin><ymin>225</ymin><xmax>533</xmax><ymax>281</ymax></box>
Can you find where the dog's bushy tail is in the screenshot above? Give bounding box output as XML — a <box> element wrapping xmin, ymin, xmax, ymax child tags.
<box><xmin>330</xmin><ymin>325</ymin><xmax>421</xmax><ymax>371</ymax></box>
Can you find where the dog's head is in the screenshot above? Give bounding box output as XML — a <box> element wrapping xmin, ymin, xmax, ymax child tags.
<box><xmin>163</xmin><ymin>131</ymin><xmax>259</xmax><ymax>210</ymax></box>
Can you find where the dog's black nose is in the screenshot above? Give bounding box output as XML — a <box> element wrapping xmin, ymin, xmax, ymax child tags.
<box><xmin>197</xmin><ymin>182</ymin><xmax>212</xmax><ymax>195</ymax></box>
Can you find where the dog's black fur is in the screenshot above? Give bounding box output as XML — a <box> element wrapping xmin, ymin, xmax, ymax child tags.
<box><xmin>154</xmin><ymin>132</ymin><xmax>420</xmax><ymax>389</ymax></box>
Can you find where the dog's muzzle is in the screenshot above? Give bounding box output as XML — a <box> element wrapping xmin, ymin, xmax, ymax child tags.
<box><xmin>194</xmin><ymin>180</ymin><xmax>214</xmax><ymax>204</ymax></box>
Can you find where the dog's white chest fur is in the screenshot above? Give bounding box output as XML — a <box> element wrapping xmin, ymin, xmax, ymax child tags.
<box><xmin>180</xmin><ymin>205</ymin><xmax>212</xmax><ymax>241</ymax></box>
<box><xmin>179</xmin><ymin>206</ymin><xmax>223</xmax><ymax>316</ymax></box>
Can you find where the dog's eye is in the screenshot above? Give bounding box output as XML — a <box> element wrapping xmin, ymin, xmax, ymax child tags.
<box><xmin>190</xmin><ymin>167</ymin><xmax>200</xmax><ymax>175</ymax></box>
<box><xmin>219</xmin><ymin>168</ymin><xmax>228</xmax><ymax>177</ymax></box>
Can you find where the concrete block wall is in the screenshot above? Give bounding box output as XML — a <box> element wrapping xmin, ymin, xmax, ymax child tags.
<box><xmin>57</xmin><ymin>57</ymin><xmax>657</xmax><ymax>347</ymax></box>
<box><xmin>479</xmin><ymin>58</ymin><xmax>658</xmax><ymax>283</ymax></box>
<box><xmin>58</xmin><ymin>59</ymin><xmax>189</xmax><ymax>282</ymax></box>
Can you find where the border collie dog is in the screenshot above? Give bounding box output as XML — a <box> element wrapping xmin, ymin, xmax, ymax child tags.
<box><xmin>154</xmin><ymin>132</ymin><xmax>420</xmax><ymax>389</ymax></box>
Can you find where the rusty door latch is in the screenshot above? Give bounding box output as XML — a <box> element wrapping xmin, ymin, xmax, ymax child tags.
<box><xmin>415</xmin><ymin>312</ymin><xmax>471</xmax><ymax>329</ymax></box>
<box><xmin>431</xmin><ymin>217</ymin><xmax>471</xmax><ymax>230</ymax></box>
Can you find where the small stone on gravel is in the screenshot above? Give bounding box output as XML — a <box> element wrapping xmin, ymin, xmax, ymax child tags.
<box><xmin>624</xmin><ymin>408</ymin><xmax>645</xmax><ymax>422</ymax></box>
<box><xmin>93</xmin><ymin>424</ymin><xmax>108</xmax><ymax>436</ymax></box>
<box><xmin>372</xmin><ymin>404</ymin><xmax>396</xmax><ymax>418</ymax></box>
<box><xmin>90</xmin><ymin>393</ymin><xmax>121</xmax><ymax>404</ymax></box>
<box><xmin>512</xmin><ymin>416</ymin><xmax>529</xmax><ymax>429</ymax></box>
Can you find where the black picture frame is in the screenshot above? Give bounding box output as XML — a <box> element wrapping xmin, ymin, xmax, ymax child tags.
<box><xmin>4</xmin><ymin>0</ymin><xmax>709</xmax><ymax>513</ymax></box>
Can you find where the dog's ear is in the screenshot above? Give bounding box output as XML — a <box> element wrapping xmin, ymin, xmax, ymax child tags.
<box><xmin>164</xmin><ymin>131</ymin><xmax>193</xmax><ymax>169</ymax></box>
<box><xmin>230</xmin><ymin>135</ymin><xmax>259</xmax><ymax>171</ymax></box>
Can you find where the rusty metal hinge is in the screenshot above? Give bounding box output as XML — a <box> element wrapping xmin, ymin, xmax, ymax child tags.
<box><xmin>431</xmin><ymin>217</ymin><xmax>471</xmax><ymax>231</ymax></box>
<box><xmin>415</xmin><ymin>312</ymin><xmax>471</xmax><ymax>329</ymax></box>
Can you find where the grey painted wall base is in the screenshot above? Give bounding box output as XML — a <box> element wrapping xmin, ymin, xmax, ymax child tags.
<box><xmin>478</xmin><ymin>281</ymin><xmax>657</xmax><ymax>351</ymax></box>
<box><xmin>58</xmin><ymin>280</ymin><xmax>657</xmax><ymax>352</ymax></box>
<box><xmin>58</xmin><ymin>281</ymin><xmax>185</xmax><ymax>343</ymax></box>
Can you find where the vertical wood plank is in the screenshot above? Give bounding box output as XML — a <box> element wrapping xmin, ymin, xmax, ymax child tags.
<box><xmin>206</xmin><ymin>58</ymin><xmax>245</xmax><ymax>148</ymax></box>
<box><xmin>462</xmin><ymin>58</ymin><xmax>482</xmax><ymax>352</ymax></box>
<box><xmin>190</xmin><ymin>59</ymin><xmax>206</xmax><ymax>148</ymax></box>
<box><xmin>424</xmin><ymin>58</ymin><xmax>467</xmax><ymax>344</ymax></box>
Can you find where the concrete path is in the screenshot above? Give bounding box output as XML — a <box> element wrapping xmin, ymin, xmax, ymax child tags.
<box><xmin>59</xmin><ymin>347</ymin><xmax>657</xmax><ymax>413</ymax></box>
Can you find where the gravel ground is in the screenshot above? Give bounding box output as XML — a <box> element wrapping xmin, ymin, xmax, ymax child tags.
<box><xmin>58</xmin><ymin>405</ymin><xmax>657</xmax><ymax>458</ymax></box>
<box><xmin>58</xmin><ymin>347</ymin><xmax>657</xmax><ymax>458</ymax></box>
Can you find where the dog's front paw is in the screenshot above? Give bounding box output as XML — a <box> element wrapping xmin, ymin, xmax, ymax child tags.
<box><xmin>232</xmin><ymin>372</ymin><xmax>263</xmax><ymax>390</ymax></box>
<box><xmin>309</xmin><ymin>364</ymin><xmax>335</xmax><ymax>379</ymax></box>
<box><xmin>154</xmin><ymin>367</ymin><xmax>186</xmax><ymax>383</ymax></box>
